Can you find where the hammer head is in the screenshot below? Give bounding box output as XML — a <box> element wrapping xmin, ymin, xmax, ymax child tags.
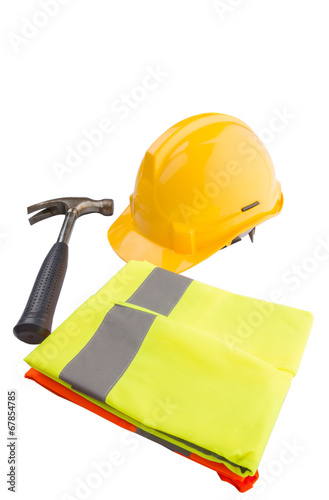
<box><xmin>28</xmin><ymin>197</ymin><xmax>114</xmax><ymax>225</ymax></box>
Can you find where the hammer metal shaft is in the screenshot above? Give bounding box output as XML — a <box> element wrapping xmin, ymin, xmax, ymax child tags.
<box><xmin>57</xmin><ymin>209</ymin><xmax>78</xmax><ymax>244</ymax></box>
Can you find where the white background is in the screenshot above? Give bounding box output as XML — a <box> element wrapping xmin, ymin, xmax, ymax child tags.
<box><xmin>0</xmin><ymin>1</ymin><xmax>328</xmax><ymax>499</ymax></box>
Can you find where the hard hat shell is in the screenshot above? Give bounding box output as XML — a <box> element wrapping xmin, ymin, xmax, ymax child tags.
<box><xmin>108</xmin><ymin>113</ymin><xmax>283</xmax><ymax>273</ymax></box>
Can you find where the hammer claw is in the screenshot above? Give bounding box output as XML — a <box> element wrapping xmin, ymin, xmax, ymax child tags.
<box><xmin>28</xmin><ymin>206</ymin><xmax>64</xmax><ymax>226</ymax></box>
<box><xmin>27</xmin><ymin>199</ymin><xmax>66</xmax><ymax>216</ymax></box>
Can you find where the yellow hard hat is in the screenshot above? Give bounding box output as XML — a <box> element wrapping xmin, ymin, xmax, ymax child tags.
<box><xmin>108</xmin><ymin>113</ymin><xmax>283</xmax><ymax>273</ymax></box>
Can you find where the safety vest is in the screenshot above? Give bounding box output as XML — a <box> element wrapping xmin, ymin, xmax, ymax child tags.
<box><xmin>25</xmin><ymin>369</ymin><xmax>259</xmax><ymax>492</ymax></box>
<box><xmin>25</xmin><ymin>261</ymin><xmax>313</xmax><ymax>489</ymax></box>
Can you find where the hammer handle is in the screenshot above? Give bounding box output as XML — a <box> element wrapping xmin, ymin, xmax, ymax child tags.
<box><xmin>13</xmin><ymin>242</ymin><xmax>68</xmax><ymax>344</ymax></box>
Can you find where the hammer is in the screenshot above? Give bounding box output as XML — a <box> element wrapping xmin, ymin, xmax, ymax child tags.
<box><xmin>13</xmin><ymin>197</ymin><xmax>114</xmax><ymax>345</ymax></box>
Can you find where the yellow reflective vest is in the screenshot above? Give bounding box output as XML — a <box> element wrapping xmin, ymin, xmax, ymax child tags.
<box><xmin>25</xmin><ymin>260</ymin><xmax>313</xmax><ymax>477</ymax></box>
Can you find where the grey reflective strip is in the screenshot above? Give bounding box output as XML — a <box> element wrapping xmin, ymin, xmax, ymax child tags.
<box><xmin>127</xmin><ymin>267</ymin><xmax>192</xmax><ymax>316</ymax></box>
<box><xmin>137</xmin><ymin>428</ymin><xmax>248</xmax><ymax>473</ymax></box>
<box><xmin>160</xmin><ymin>430</ymin><xmax>249</xmax><ymax>474</ymax></box>
<box><xmin>136</xmin><ymin>428</ymin><xmax>191</xmax><ymax>457</ymax></box>
<box><xmin>59</xmin><ymin>305</ymin><xmax>156</xmax><ymax>402</ymax></box>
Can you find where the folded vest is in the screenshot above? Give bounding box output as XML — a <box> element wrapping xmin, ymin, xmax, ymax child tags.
<box><xmin>25</xmin><ymin>368</ymin><xmax>258</xmax><ymax>492</ymax></box>
<box><xmin>24</xmin><ymin>261</ymin><xmax>313</xmax><ymax>488</ymax></box>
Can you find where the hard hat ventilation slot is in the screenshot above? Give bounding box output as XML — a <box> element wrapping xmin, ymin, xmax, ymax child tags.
<box><xmin>241</xmin><ymin>201</ymin><xmax>260</xmax><ymax>212</ymax></box>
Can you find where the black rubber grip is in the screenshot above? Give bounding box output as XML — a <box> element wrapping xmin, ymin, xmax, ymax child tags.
<box><xmin>13</xmin><ymin>242</ymin><xmax>68</xmax><ymax>344</ymax></box>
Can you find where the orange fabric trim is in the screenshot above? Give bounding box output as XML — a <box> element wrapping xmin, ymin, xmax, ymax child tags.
<box><xmin>25</xmin><ymin>368</ymin><xmax>136</xmax><ymax>433</ymax></box>
<box><xmin>25</xmin><ymin>368</ymin><xmax>258</xmax><ymax>493</ymax></box>
<box><xmin>189</xmin><ymin>453</ymin><xmax>259</xmax><ymax>492</ymax></box>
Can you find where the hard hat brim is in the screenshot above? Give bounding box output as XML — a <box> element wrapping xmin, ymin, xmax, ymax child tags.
<box><xmin>108</xmin><ymin>205</ymin><xmax>230</xmax><ymax>273</ymax></box>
